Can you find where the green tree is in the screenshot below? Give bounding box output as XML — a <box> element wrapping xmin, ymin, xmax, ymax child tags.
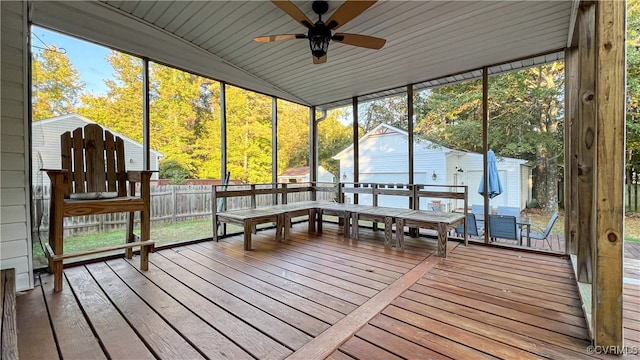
<box><xmin>626</xmin><ymin>0</ymin><xmax>640</xmax><ymax>171</ymax></box>
<box><xmin>413</xmin><ymin>63</ymin><xmax>564</xmax><ymax>213</ymax></box>
<box><xmin>148</xmin><ymin>63</ymin><xmax>219</xmax><ymax>178</ymax></box>
<box><xmin>32</xmin><ymin>46</ymin><xmax>84</xmax><ymax>120</ymax></box>
<box><xmin>277</xmin><ymin>100</ymin><xmax>310</xmax><ymax>175</ymax></box>
<box><xmin>78</xmin><ymin>51</ymin><xmax>143</xmax><ymax>141</ymax></box>
<box><xmin>226</xmin><ymin>86</ymin><xmax>273</xmax><ymax>183</ymax></box>
<box><xmin>358</xmin><ymin>95</ymin><xmax>408</xmax><ymax>132</ymax></box>
<box><xmin>159</xmin><ymin>159</ymin><xmax>192</xmax><ymax>184</ymax></box>
<box><xmin>318</xmin><ymin>110</ymin><xmax>352</xmax><ymax>177</ymax></box>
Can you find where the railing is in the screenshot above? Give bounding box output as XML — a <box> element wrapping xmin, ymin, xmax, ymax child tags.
<box><xmin>33</xmin><ymin>183</ymin><xmax>338</xmax><ymax>237</ymax></box>
<box><xmin>338</xmin><ymin>182</ymin><xmax>468</xmax><ymax>212</ymax></box>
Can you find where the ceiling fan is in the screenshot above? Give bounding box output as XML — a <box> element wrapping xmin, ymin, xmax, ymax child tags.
<box><xmin>254</xmin><ymin>0</ymin><xmax>386</xmax><ymax>64</ymax></box>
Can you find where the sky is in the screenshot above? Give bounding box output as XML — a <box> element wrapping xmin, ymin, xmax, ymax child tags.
<box><xmin>32</xmin><ymin>26</ymin><xmax>112</xmax><ymax>95</ymax></box>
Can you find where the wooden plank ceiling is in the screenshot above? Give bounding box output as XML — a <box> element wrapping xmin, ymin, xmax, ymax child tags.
<box><xmin>32</xmin><ymin>1</ymin><xmax>575</xmax><ymax>109</ymax></box>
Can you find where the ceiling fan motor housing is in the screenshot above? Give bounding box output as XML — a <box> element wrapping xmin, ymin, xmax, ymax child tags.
<box><xmin>312</xmin><ymin>1</ymin><xmax>329</xmax><ymax>16</ymax></box>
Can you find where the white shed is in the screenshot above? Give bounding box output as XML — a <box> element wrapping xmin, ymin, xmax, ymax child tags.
<box><xmin>333</xmin><ymin>123</ymin><xmax>531</xmax><ymax>211</ymax></box>
<box><xmin>278</xmin><ymin>166</ymin><xmax>335</xmax><ymax>184</ymax></box>
<box><xmin>32</xmin><ymin>114</ymin><xmax>163</xmax><ymax>185</ymax></box>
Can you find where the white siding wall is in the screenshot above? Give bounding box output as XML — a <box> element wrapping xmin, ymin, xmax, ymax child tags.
<box><xmin>1</xmin><ymin>0</ymin><xmax>33</xmax><ymax>290</ymax></box>
<box><xmin>337</xmin><ymin>128</ymin><xmax>528</xmax><ymax>212</ymax></box>
<box><xmin>339</xmin><ymin>132</ymin><xmax>448</xmax><ymax>209</ymax></box>
<box><xmin>448</xmin><ymin>152</ymin><xmax>526</xmax><ymax>210</ymax></box>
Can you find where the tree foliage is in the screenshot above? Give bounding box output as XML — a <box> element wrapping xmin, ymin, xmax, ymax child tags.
<box><xmin>413</xmin><ymin>63</ymin><xmax>565</xmax><ymax>213</ymax></box>
<box><xmin>277</xmin><ymin>99</ymin><xmax>310</xmax><ymax>174</ymax></box>
<box><xmin>159</xmin><ymin>159</ymin><xmax>192</xmax><ymax>184</ymax></box>
<box><xmin>318</xmin><ymin>110</ymin><xmax>352</xmax><ymax>177</ymax></box>
<box><xmin>627</xmin><ymin>0</ymin><xmax>640</xmax><ymax>168</ymax></box>
<box><xmin>358</xmin><ymin>95</ymin><xmax>408</xmax><ymax>132</ymax></box>
<box><xmin>32</xmin><ymin>46</ymin><xmax>85</xmax><ymax>120</ymax></box>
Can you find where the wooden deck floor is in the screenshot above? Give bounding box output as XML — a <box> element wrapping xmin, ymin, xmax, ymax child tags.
<box><xmin>14</xmin><ymin>223</ymin><xmax>639</xmax><ymax>359</ymax></box>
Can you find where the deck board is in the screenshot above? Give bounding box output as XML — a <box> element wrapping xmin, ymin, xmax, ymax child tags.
<box><xmin>125</xmin><ymin>256</ymin><xmax>292</xmax><ymax>358</ymax></box>
<box><xmin>105</xmin><ymin>259</ymin><xmax>254</xmax><ymax>359</ymax></box>
<box><xmin>150</xmin><ymin>250</ymin><xmax>313</xmax><ymax>350</ymax></box>
<box><xmin>332</xmin><ymin>242</ymin><xmax>631</xmax><ymax>359</ymax></box>
<box><xmin>84</xmin><ymin>262</ymin><xmax>206</xmax><ymax>359</ymax></box>
<box><xmin>13</xmin><ymin>223</ymin><xmax>639</xmax><ymax>359</ymax></box>
<box><xmin>188</xmin><ymin>242</ymin><xmax>358</xmax><ymax>314</ymax></box>
<box><xmin>15</xmin><ymin>278</ymin><xmax>60</xmax><ymax>360</ymax></box>
<box><xmin>63</xmin><ymin>266</ymin><xmax>156</xmax><ymax>359</ymax></box>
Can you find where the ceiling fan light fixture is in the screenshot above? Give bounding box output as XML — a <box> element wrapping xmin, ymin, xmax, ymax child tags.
<box><xmin>309</xmin><ymin>25</ymin><xmax>331</xmax><ymax>59</ymax></box>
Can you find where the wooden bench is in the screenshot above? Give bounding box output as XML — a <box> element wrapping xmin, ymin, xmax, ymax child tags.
<box><xmin>213</xmin><ymin>181</ymin><xmax>468</xmax><ymax>256</ymax></box>
<box><xmin>1</xmin><ymin>268</ymin><xmax>18</xmax><ymax>360</ymax></box>
<box><xmin>336</xmin><ymin>182</ymin><xmax>469</xmax><ymax>255</ymax></box>
<box><xmin>396</xmin><ymin>210</ymin><xmax>466</xmax><ymax>256</ymax></box>
<box><xmin>213</xmin><ymin>183</ymin><xmax>335</xmax><ymax>250</ymax></box>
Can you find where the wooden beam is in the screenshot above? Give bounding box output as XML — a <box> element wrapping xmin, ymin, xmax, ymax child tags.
<box><xmin>576</xmin><ymin>2</ymin><xmax>596</xmax><ymax>284</ymax></box>
<box><xmin>593</xmin><ymin>0</ymin><xmax>625</xmax><ymax>348</ymax></box>
<box><xmin>565</xmin><ymin>47</ymin><xmax>579</xmax><ymax>255</ymax></box>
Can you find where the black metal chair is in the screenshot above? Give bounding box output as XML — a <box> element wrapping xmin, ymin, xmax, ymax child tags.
<box><xmin>488</xmin><ymin>214</ymin><xmax>519</xmax><ymax>245</ymax></box>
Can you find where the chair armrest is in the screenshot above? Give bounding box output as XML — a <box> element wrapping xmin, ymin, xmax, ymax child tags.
<box><xmin>127</xmin><ymin>170</ymin><xmax>155</xmax><ymax>183</ymax></box>
<box><xmin>41</xmin><ymin>169</ymin><xmax>70</xmax><ymax>182</ymax></box>
<box><xmin>41</xmin><ymin>168</ymin><xmax>68</xmax><ymax>174</ymax></box>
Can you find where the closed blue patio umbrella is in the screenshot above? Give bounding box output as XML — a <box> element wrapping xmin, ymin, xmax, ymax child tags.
<box><xmin>478</xmin><ymin>150</ymin><xmax>503</xmax><ymax>199</ymax></box>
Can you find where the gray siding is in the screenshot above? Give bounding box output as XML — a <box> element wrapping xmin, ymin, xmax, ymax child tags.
<box><xmin>1</xmin><ymin>0</ymin><xmax>33</xmax><ymax>290</ymax></box>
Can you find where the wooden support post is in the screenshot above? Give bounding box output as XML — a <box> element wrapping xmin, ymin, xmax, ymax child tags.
<box><xmin>352</xmin><ymin>97</ymin><xmax>359</xmax><ymax>205</ymax></box>
<box><xmin>212</xmin><ymin>186</ymin><xmax>219</xmax><ymax>241</ymax></box>
<box><xmin>593</xmin><ymin>0</ymin><xmax>624</xmax><ymax>349</ymax></box>
<box><xmin>481</xmin><ymin>67</ymin><xmax>489</xmax><ymax>245</ymax></box>
<box><xmin>407</xmin><ymin>84</ymin><xmax>414</xmax><ymax>188</ymax></box>
<box><xmin>577</xmin><ymin>3</ymin><xmax>596</xmax><ymax>283</ymax></box>
<box><xmin>47</xmin><ymin>172</ymin><xmax>66</xmax><ymax>275</ymax></box>
<box><xmin>127</xmin><ymin>181</ymin><xmax>136</xmax><ymax>259</ymax></box>
<box><xmin>565</xmin><ymin>47</ymin><xmax>580</xmax><ymax>255</ymax></box>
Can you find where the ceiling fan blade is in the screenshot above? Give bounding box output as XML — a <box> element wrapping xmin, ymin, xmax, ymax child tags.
<box><xmin>271</xmin><ymin>1</ymin><xmax>314</xmax><ymax>29</ymax></box>
<box><xmin>325</xmin><ymin>1</ymin><xmax>377</xmax><ymax>30</ymax></box>
<box><xmin>254</xmin><ymin>34</ymin><xmax>306</xmax><ymax>43</ymax></box>
<box><xmin>313</xmin><ymin>54</ymin><xmax>327</xmax><ymax>64</ymax></box>
<box><xmin>333</xmin><ymin>33</ymin><xmax>386</xmax><ymax>49</ymax></box>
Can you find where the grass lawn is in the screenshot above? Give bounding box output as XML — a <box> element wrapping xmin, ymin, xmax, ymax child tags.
<box><xmin>33</xmin><ymin>210</ymin><xmax>640</xmax><ymax>269</ymax></box>
<box><xmin>32</xmin><ymin>219</ymin><xmax>244</xmax><ymax>269</ymax></box>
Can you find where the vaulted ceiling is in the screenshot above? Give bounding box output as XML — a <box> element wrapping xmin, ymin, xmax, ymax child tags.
<box><xmin>32</xmin><ymin>1</ymin><xmax>576</xmax><ymax>109</ymax></box>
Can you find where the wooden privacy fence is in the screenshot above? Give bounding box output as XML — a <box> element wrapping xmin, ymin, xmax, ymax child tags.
<box><xmin>34</xmin><ymin>184</ymin><xmax>337</xmax><ymax>238</ymax></box>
